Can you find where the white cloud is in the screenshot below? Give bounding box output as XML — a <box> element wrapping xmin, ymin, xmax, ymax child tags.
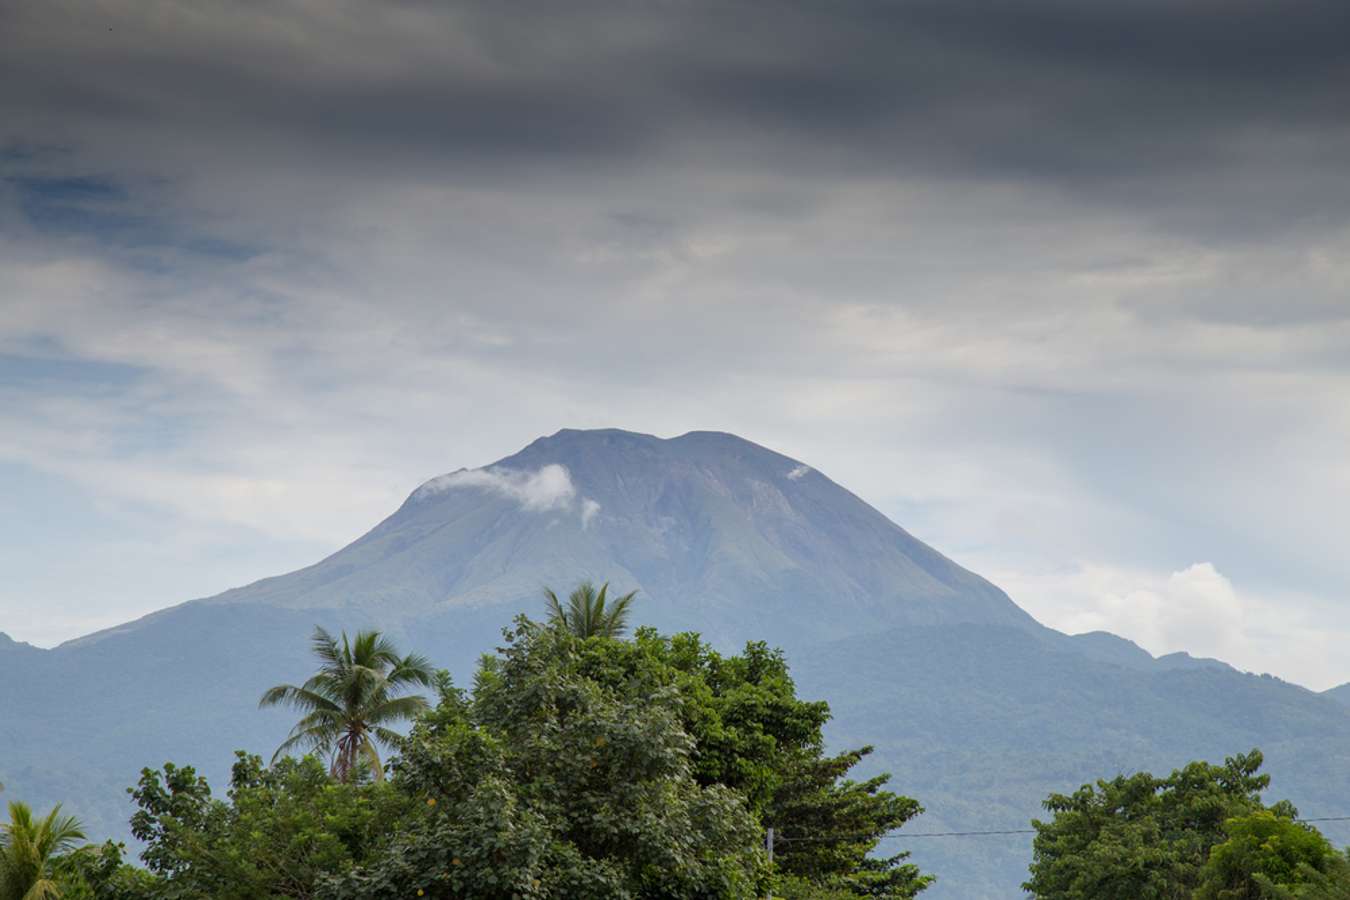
<box><xmin>787</xmin><ymin>464</ymin><xmax>811</xmax><ymax>480</ymax></box>
<box><xmin>992</xmin><ymin>561</ymin><xmax>1350</xmax><ymax>691</ymax></box>
<box><xmin>414</xmin><ymin>464</ymin><xmax>605</xmax><ymax>531</ymax></box>
<box><xmin>415</xmin><ymin>464</ymin><xmax>577</xmax><ymax>511</ymax></box>
<box><xmin>581</xmin><ymin>497</ymin><xmax>601</xmax><ymax>527</ymax></box>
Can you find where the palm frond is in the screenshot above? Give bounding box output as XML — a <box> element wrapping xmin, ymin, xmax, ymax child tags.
<box><xmin>265</xmin><ymin>626</ymin><xmax>431</xmax><ymax>779</ymax></box>
<box><xmin>270</xmin><ymin>707</ymin><xmax>345</xmax><ymax>762</ymax></box>
<box><xmin>270</xmin><ymin>732</ymin><xmax>314</xmax><ymax>763</ymax></box>
<box><xmin>0</xmin><ymin>802</ymin><xmax>84</xmax><ymax>900</ymax></box>
<box><xmin>285</xmin><ymin>707</ymin><xmax>346</xmax><ymax>734</ymax></box>
<box><xmin>259</xmin><ymin>683</ymin><xmax>343</xmax><ymax>715</ymax></box>
<box><xmin>23</xmin><ymin>877</ymin><xmax>65</xmax><ymax>900</ymax></box>
<box><xmin>300</xmin><ymin>669</ymin><xmax>353</xmax><ymax>701</ymax></box>
<box><xmin>362</xmin><ymin>631</ymin><xmax>405</xmax><ymax>668</ymax></box>
<box><xmin>371</xmin><ymin>725</ymin><xmax>406</xmax><ymax>747</ymax></box>
<box><xmin>603</xmin><ymin>588</ymin><xmax>638</xmax><ymax>637</ymax></box>
<box><xmin>36</xmin><ymin>806</ymin><xmax>84</xmax><ymax>858</ymax></box>
<box><xmin>364</xmin><ymin>694</ymin><xmax>429</xmax><ymax>726</ymax></box>
<box><xmin>544</xmin><ymin>587</ymin><xmax>567</xmax><ymax>627</ymax></box>
<box><xmin>571</xmin><ymin>581</ymin><xmax>598</xmax><ymax>636</ymax></box>
<box><xmin>271</xmin><ymin>724</ymin><xmax>336</xmax><ymax>763</ymax></box>
<box><xmin>542</xmin><ymin>580</ymin><xmax>639</xmax><ymax>638</ymax></box>
<box><xmin>387</xmin><ymin>654</ymin><xmax>435</xmax><ymax>690</ymax></box>
<box><xmin>359</xmin><ymin>737</ymin><xmax>385</xmax><ymax>782</ymax></box>
<box><xmin>309</xmin><ymin>626</ymin><xmax>343</xmax><ymax>668</ymax></box>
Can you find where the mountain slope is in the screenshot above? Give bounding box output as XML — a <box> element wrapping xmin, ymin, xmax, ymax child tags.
<box><xmin>3</xmin><ymin>428</ymin><xmax>1348</xmax><ymax>898</ymax></box>
<box><xmin>1323</xmin><ymin>682</ymin><xmax>1350</xmax><ymax>706</ymax></box>
<box><xmin>83</xmin><ymin>429</ymin><xmax>1035</xmax><ymax>649</ymax></box>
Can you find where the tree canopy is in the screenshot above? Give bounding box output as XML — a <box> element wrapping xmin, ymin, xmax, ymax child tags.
<box><xmin>330</xmin><ymin>621</ymin><xmax>765</xmax><ymax>898</ymax></box>
<box><xmin>124</xmin><ymin>753</ymin><xmax>413</xmax><ymax>898</ymax></box>
<box><xmin>566</xmin><ymin>626</ymin><xmax>932</xmax><ymax>896</ymax></box>
<box><xmin>82</xmin><ymin>617</ymin><xmax>934</xmax><ymax>898</ymax></box>
<box><xmin>1195</xmin><ymin>810</ymin><xmax>1341</xmax><ymax>900</ymax></box>
<box><xmin>1024</xmin><ymin>750</ymin><xmax>1350</xmax><ymax>900</ymax></box>
<box><xmin>1026</xmin><ymin>750</ymin><xmax>1272</xmax><ymax>898</ymax></box>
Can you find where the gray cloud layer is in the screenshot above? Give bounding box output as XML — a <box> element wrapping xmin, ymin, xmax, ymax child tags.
<box><xmin>8</xmin><ymin>2</ymin><xmax>1350</xmax><ymax>200</ymax></box>
<box><xmin>2</xmin><ymin>0</ymin><xmax>1350</xmax><ymax>686</ymax></box>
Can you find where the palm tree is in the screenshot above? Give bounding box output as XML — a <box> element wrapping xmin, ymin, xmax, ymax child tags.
<box><xmin>543</xmin><ymin>581</ymin><xmax>639</xmax><ymax>639</ymax></box>
<box><xmin>260</xmin><ymin>627</ymin><xmax>434</xmax><ymax>782</ymax></box>
<box><xmin>0</xmin><ymin>801</ymin><xmax>85</xmax><ymax>900</ymax></box>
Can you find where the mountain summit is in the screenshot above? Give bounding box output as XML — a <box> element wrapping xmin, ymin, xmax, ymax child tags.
<box><xmin>194</xmin><ymin>428</ymin><xmax>1034</xmax><ymax>644</ymax></box>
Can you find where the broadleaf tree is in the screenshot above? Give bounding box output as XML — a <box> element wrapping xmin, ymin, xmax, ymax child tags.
<box><xmin>1025</xmin><ymin>750</ymin><xmax>1287</xmax><ymax>899</ymax></box>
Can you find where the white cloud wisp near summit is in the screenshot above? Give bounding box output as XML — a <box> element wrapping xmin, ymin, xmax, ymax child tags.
<box><xmin>416</xmin><ymin>464</ymin><xmax>599</xmax><ymax>524</ymax></box>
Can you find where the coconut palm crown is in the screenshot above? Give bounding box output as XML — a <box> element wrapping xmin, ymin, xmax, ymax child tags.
<box><xmin>260</xmin><ymin>626</ymin><xmax>434</xmax><ymax>782</ymax></box>
<box><xmin>0</xmin><ymin>801</ymin><xmax>85</xmax><ymax>900</ymax></box>
<box><xmin>543</xmin><ymin>580</ymin><xmax>639</xmax><ymax>639</ymax></box>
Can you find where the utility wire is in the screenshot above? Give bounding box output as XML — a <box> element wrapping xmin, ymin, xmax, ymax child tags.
<box><xmin>771</xmin><ymin>815</ymin><xmax>1350</xmax><ymax>844</ymax></box>
<box><xmin>879</xmin><ymin>829</ymin><xmax>1037</xmax><ymax>838</ymax></box>
<box><xmin>774</xmin><ymin>829</ymin><xmax>1033</xmax><ymax>843</ymax></box>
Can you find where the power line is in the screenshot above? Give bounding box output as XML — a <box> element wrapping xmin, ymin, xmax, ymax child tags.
<box><xmin>770</xmin><ymin>815</ymin><xmax>1350</xmax><ymax>844</ymax></box>
<box><xmin>880</xmin><ymin>829</ymin><xmax>1037</xmax><ymax>838</ymax></box>
<box><xmin>774</xmin><ymin>828</ymin><xmax>1034</xmax><ymax>843</ymax></box>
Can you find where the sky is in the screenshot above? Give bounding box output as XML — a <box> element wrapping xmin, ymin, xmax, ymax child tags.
<box><xmin>2</xmin><ymin>0</ymin><xmax>1350</xmax><ymax>687</ymax></box>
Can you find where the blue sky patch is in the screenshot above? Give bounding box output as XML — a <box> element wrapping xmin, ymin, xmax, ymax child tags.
<box><xmin>7</xmin><ymin>174</ymin><xmax>259</xmax><ymax>262</ymax></box>
<box><xmin>0</xmin><ymin>351</ymin><xmax>147</xmax><ymax>390</ymax></box>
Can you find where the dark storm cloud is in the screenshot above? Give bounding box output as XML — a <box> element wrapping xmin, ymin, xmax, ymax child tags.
<box><xmin>5</xmin><ymin>0</ymin><xmax>1349</xmax><ymax>209</ymax></box>
<box><xmin>665</xmin><ymin>0</ymin><xmax>1350</xmax><ymax>240</ymax></box>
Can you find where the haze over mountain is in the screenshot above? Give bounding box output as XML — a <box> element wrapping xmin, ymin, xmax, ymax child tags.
<box><xmin>4</xmin><ymin>428</ymin><xmax>1349</xmax><ymax>898</ymax></box>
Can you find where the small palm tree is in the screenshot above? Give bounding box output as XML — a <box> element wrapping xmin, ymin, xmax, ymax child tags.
<box><xmin>0</xmin><ymin>801</ymin><xmax>85</xmax><ymax>900</ymax></box>
<box><xmin>543</xmin><ymin>581</ymin><xmax>639</xmax><ymax>639</ymax></box>
<box><xmin>260</xmin><ymin>627</ymin><xmax>434</xmax><ymax>782</ymax></box>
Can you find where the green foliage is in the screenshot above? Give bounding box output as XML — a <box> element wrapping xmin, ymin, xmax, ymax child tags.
<box><xmin>1025</xmin><ymin>750</ymin><xmax>1285</xmax><ymax>899</ymax></box>
<box><xmin>1259</xmin><ymin>850</ymin><xmax>1350</xmax><ymax>899</ymax></box>
<box><xmin>329</xmin><ymin>621</ymin><xmax>764</xmax><ymax>898</ymax></box>
<box><xmin>769</xmin><ymin>750</ymin><xmax>930</xmax><ymax>898</ymax></box>
<box><xmin>128</xmin><ymin>754</ymin><xmax>415</xmax><ymax>898</ymax></box>
<box><xmin>543</xmin><ymin>581</ymin><xmax>638</xmax><ymax>639</ymax></box>
<box><xmin>34</xmin><ymin>616</ymin><xmax>930</xmax><ymax>898</ymax></box>
<box><xmin>1027</xmin><ymin>774</ymin><xmax>1350</xmax><ymax>900</ymax></box>
<box><xmin>1196</xmin><ymin>811</ymin><xmax>1340</xmax><ymax>900</ymax></box>
<box><xmin>0</xmin><ymin>800</ymin><xmax>86</xmax><ymax>900</ymax></box>
<box><xmin>51</xmin><ymin>841</ymin><xmax>157</xmax><ymax>900</ymax></box>
<box><xmin>259</xmin><ymin>626</ymin><xmax>435</xmax><ymax>782</ymax></box>
<box><xmin>1025</xmin><ymin>750</ymin><xmax>1272</xmax><ymax>898</ymax></box>
<box><xmin>563</xmin><ymin>626</ymin><xmax>932</xmax><ymax>897</ymax></box>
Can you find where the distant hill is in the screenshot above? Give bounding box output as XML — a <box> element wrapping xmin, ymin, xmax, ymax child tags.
<box><xmin>792</xmin><ymin>623</ymin><xmax>1350</xmax><ymax>895</ymax></box>
<box><xmin>3</xmin><ymin>428</ymin><xmax>1348</xmax><ymax>898</ymax></box>
<box><xmin>1324</xmin><ymin>682</ymin><xmax>1350</xmax><ymax>706</ymax></box>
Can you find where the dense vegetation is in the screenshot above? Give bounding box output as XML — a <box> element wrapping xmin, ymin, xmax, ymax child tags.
<box><xmin>1025</xmin><ymin>750</ymin><xmax>1350</xmax><ymax>899</ymax></box>
<box><xmin>9</xmin><ymin>587</ymin><xmax>1350</xmax><ymax>898</ymax></box>
<box><xmin>9</xmin><ymin>588</ymin><xmax>931</xmax><ymax>898</ymax></box>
